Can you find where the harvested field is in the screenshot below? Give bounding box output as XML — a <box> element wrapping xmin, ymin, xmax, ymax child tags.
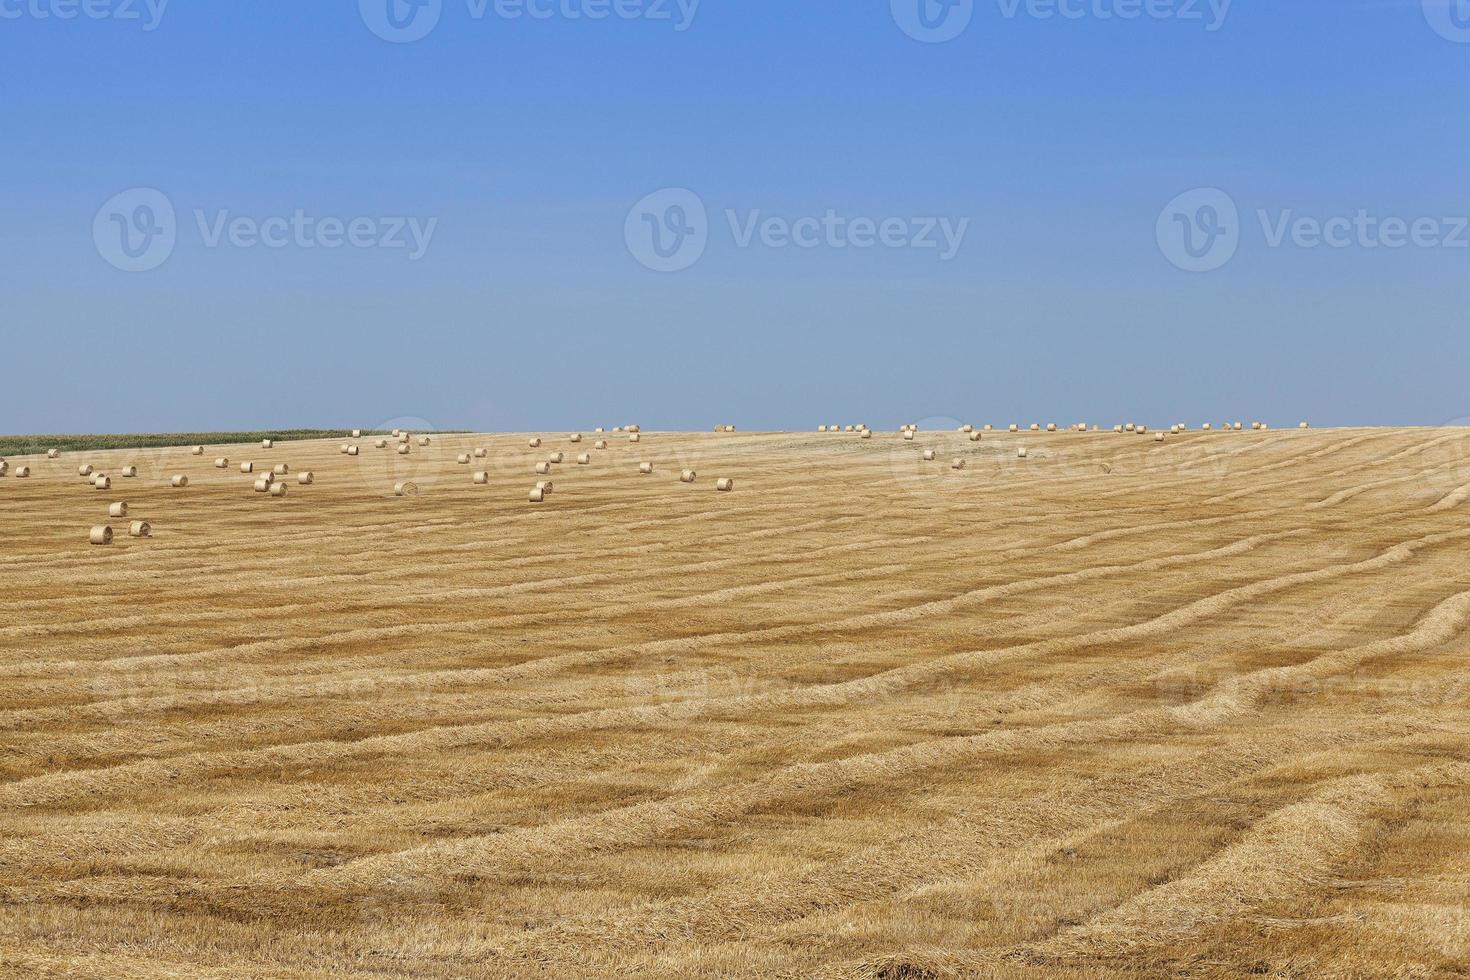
<box><xmin>3</xmin><ymin>427</ymin><xmax>1470</xmax><ymax>978</ymax></box>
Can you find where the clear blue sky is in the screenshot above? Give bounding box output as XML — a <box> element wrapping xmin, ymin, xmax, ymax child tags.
<box><xmin>3</xmin><ymin>0</ymin><xmax>1468</xmax><ymax>433</ymax></box>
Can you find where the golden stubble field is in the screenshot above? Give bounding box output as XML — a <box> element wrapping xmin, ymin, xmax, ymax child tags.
<box><xmin>3</xmin><ymin>426</ymin><xmax>1469</xmax><ymax>979</ymax></box>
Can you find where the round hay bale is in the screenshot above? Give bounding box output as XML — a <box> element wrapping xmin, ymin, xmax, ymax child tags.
<box><xmin>394</xmin><ymin>481</ymin><xmax>418</xmax><ymax>496</ymax></box>
<box><xmin>716</xmin><ymin>478</ymin><xmax>734</xmax><ymax>492</ymax></box>
<box><xmin>297</xmin><ymin>472</ymin><xmax>314</xmax><ymax>485</ymax></box>
<box><xmin>191</xmin><ymin>446</ymin><xmax>204</xmax><ymax>455</ymax></box>
<box><xmin>1300</xmin><ymin>421</ymin><xmax>1310</xmax><ymax>429</ymax></box>
<box><xmin>397</xmin><ymin>444</ymin><xmax>411</xmax><ymax>455</ymax></box>
<box><xmin>529</xmin><ymin>486</ymin><xmax>545</xmax><ymax>502</ymax></box>
<box><xmin>93</xmin><ymin>475</ymin><xmax>111</xmax><ymax>490</ymax></box>
<box><xmin>352</xmin><ymin>429</ymin><xmax>362</xmax><ymax>438</ymax></box>
<box><xmin>1114</xmin><ymin>425</ymin><xmax>1124</xmax><ymax>433</ymax></box>
<box><xmin>861</xmin><ymin>430</ymin><xmax>872</xmax><ymax>440</ymax></box>
<box><xmin>923</xmin><ymin>449</ymin><xmax>936</xmax><ymax>461</ymax></box>
<box><xmin>570</xmin><ymin>433</ymin><xmax>583</xmax><ymax>443</ymax></box>
<box><xmin>240</xmin><ymin>462</ymin><xmax>254</xmax><ymax>473</ymax></box>
<box><xmin>639</xmin><ymin>462</ymin><xmax>653</xmax><ymax>474</ymax></box>
<box><xmin>457</xmin><ymin>453</ymin><xmax>471</xmax><ymax>464</ymax></box>
<box><xmin>262</xmin><ymin>439</ymin><xmax>273</xmax><ymax>449</ymax></box>
<box><xmin>121</xmin><ymin>465</ymin><xmax>137</xmax><ymax>477</ymax></box>
<box><xmin>595</xmin><ymin>427</ymin><xmax>605</xmax><ymax>433</ymax></box>
<box><xmin>951</xmin><ymin>458</ymin><xmax>966</xmax><ymax>470</ymax></box>
<box><xmin>171</xmin><ymin>475</ymin><xmax>189</xmax><ymax>488</ymax></box>
<box><xmin>473</xmin><ymin>471</ymin><xmax>489</xmax><ymax>484</ymax></box>
<box><xmin>474</xmin><ymin>448</ymin><xmax>487</xmax><ymax>458</ymax></box>
<box><xmin>340</xmin><ymin>444</ymin><xmax>351</xmax><ymax>454</ymax></box>
<box><xmin>1030</xmin><ymin>423</ymin><xmax>1040</xmax><ymax>432</ymax></box>
<box><xmin>536</xmin><ymin>480</ymin><xmax>553</xmax><ymax>493</ymax></box>
<box><xmin>818</xmin><ymin>425</ymin><xmax>828</xmax><ymax>432</ymax></box>
<box><xmin>969</xmin><ymin>432</ymin><xmax>981</xmax><ymax>442</ymax></box>
<box><xmin>78</xmin><ymin>464</ymin><xmax>94</xmax><ymax>477</ymax></box>
<box><xmin>1155</xmin><ymin>432</ymin><xmax>1165</xmax><ymax>442</ymax></box>
<box><xmin>550</xmin><ymin>452</ymin><xmax>564</xmax><ymax>464</ymax></box>
<box><xmin>903</xmin><ymin>431</ymin><xmax>915</xmax><ymax>441</ymax></box>
<box><xmin>1125</xmin><ymin>423</ymin><xmax>1135</xmax><ymax>433</ymax></box>
<box><xmin>376</xmin><ymin>439</ymin><xmax>388</xmax><ymax>449</ymax></box>
<box><xmin>629</xmin><ymin>433</ymin><xmax>641</xmax><ymax>443</ymax></box>
<box><xmin>680</xmin><ymin>470</ymin><xmax>696</xmax><ymax>483</ymax></box>
<box><xmin>14</xmin><ymin>466</ymin><xmax>30</xmax><ymax>478</ymax></box>
<box><xmin>254</xmin><ymin>476</ymin><xmax>273</xmax><ymax>493</ymax></box>
<box><xmin>595</xmin><ymin>440</ymin><xmax>607</xmax><ymax>450</ymax></box>
<box><xmin>1008</xmin><ymin>424</ymin><xmax>1019</xmax><ymax>433</ymax></box>
<box><xmin>983</xmin><ymin>424</ymin><xmax>993</xmax><ymax>431</ymax></box>
<box><xmin>273</xmin><ymin>463</ymin><xmax>290</xmax><ymax>476</ymax></box>
<box><xmin>1046</xmin><ymin>423</ymin><xmax>1057</xmax><ymax>432</ymax></box>
<box><xmin>418</xmin><ymin>436</ymin><xmax>431</xmax><ymax>447</ymax></box>
<box><xmin>399</xmin><ymin>433</ymin><xmax>411</xmax><ymax>444</ymax></box>
<box><xmin>1202</xmin><ymin>423</ymin><xmax>1213</xmax><ymax>431</ymax></box>
<box><xmin>1017</xmin><ymin>447</ymin><xmax>1028</xmax><ymax>458</ymax></box>
<box><xmin>89</xmin><ymin>525</ymin><xmax>113</xmax><ymax>546</ymax></box>
<box><xmin>128</xmin><ymin>520</ymin><xmax>151</xmax><ymax>538</ymax></box>
<box><xmin>529</xmin><ymin>438</ymin><xmax>542</xmax><ymax>448</ymax></box>
<box><xmin>535</xmin><ymin>462</ymin><xmax>552</xmax><ymax>475</ymax></box>
<box><xmin>269</xmin><ymin>482</ymin><xmax>287</xmax><ymax>497</ymax></box>
<box><xmin>109</xmin><ymin>502</ymin><xmax>128</xmax><ymax>518</ymax></box>
<box><xmin>627</xmin><ymin>424</ymin><xmax>641</xmax><ymax>433</ymax></box>
<box><xmin>1234</xmin><ymin>422</ymin><xmax>1243</xmax><ymax>431</ymax></box>
<box><xmin>962</xmin><ymin>424</ymin><xmax>974</xmax><ymax>433</ymax></box>
<box><xmin>47</xmin><ymin>449</ymin><xmax>60</xmax><ymax>459</ymax></box>
<box><xmin>215</xmin><ymin>457</ymin><xmax>229</xmax><ymax>468</ymax></box>
<box><xmin>577</xmin><ymin>453</ymin><xmax>590</xmax><ymax>465</ymax></box>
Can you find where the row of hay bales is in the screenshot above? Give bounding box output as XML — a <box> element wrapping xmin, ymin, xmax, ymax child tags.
<box><xmin>524</xmin><ymin>431</ymin><xmax>734</xmax><ymax>502</ymax></box>
<box><xmin>821</xmin><ymin>421</ymin><xmax>1312</xmax><ymax>436</ymax></box>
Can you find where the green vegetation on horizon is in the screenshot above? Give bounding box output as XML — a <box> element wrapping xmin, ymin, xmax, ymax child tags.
<box><xmin>0</xmin><ymin>430</ymin><xmax>432</xmax><ymax>457</ymax></box>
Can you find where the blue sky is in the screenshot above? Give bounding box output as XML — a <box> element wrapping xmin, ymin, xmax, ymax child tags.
<box><xmin>2</xmin><ymin>0</ymin><xmax>1468</xmax><ymax>432</ymax></box>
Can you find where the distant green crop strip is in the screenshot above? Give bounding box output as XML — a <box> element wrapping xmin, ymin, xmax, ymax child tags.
<box><xmin>0</xmin><ymin>430</ymin><xmax>465</xmax><ymax>456</ymax></box>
